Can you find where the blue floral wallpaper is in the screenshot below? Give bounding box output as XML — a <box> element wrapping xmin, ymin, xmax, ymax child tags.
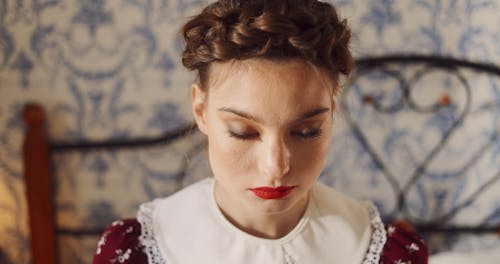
<box><xmin>0</xmin><ymin>0</ymin><xmax>499</xmax><ymax>263</ymax></box>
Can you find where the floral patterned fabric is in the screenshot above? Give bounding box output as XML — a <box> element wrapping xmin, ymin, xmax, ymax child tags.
<box><xmin>94</xmin><ymin>220</ymin><xmax>147</xmax><ymax>264</ymax></box>
<box><xmin>92</xmin><ymin>219</ymin><xmax>428</xmax><ymax>264</ymax></box>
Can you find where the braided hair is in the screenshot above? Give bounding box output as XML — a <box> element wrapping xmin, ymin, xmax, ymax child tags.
<box><xmin>181</xmin><ymin>0</ymin><xmax>353</xmax><ymax>93</ymax></box>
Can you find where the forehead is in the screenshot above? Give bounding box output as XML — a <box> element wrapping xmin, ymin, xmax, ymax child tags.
<box><xmin>206</xmin><ymin>59</ymin><xmax>335</xmax><ymax>124</ymax></box>
<box><xmin>208</xmin><ymin>58</ymin><xmax>333</xmax><ymax>88</ymax></box>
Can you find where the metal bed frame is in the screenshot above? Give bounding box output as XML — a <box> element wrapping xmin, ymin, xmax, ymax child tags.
<box><xmin>23</xmin><ymin>55</ymin><xmax>500</xmax><ymax>264</ymax></box>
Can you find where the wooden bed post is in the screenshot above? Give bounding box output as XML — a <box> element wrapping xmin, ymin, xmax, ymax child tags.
<box><xmin>23</xmin><ymin>103</ymin><xmax>57</xmax><ymax>264</ymax></box>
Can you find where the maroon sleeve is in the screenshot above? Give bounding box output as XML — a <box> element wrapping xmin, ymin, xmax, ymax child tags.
<box><xmin>92</xmin><ymin>219</ymin><xmax>148</xmax><ymax>264</ymax></box>
<box><xmin>380</xmin><ymin>224</ymin><xmax>429</xmax><ymax>264</ymax></box>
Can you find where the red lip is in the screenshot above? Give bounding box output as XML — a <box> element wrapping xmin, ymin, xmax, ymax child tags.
<box><xmin>249</xmin><ymin>186</ymin><xmax>297</xmax><ymax>199</ymax></box>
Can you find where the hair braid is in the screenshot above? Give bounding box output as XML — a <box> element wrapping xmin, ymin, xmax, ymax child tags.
<box><xmin>182</xmin><ymin>0</ymin><xmax>353</xmax><ymax>90</ymax></box>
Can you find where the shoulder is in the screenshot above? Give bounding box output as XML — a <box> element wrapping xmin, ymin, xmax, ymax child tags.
<box><xmin>380</xmin><ymin>223</ymin><xmax>429</xmax><ymax>264</ymax></box>
<box><xmin>92</xmin><ymin>219</ymin><xmax>147</xmax><ymax>264</ymax></box>
<box><xmin>312</xmin><ymin>182</ymin><xmax>370</xmax><ymax>232</ymax></box>
<box><xmin>92</xmin><ymin>178</ymin><xmax>213</xmax><ymax>264</ymax></box>
<box><xmin>312</xmin><ymin>183</ymin><xmax>429</xmax><ymax>263</ymax></box>
<box><xmin>137</xmin><ymin>178</ymin><xmax>213</xmax><ymax>229</ymax></box>
<box><xmin>311</xmin><ymin>182</ymin><xmax>378</xmax><ymax>262</ymax></box>
<box><xmin>146</xmin><ymin>177</ymin><xmax>213</xmax><ymax>209</ymax></box>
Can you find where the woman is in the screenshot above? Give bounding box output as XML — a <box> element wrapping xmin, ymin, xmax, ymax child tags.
<box><xmin>93</xmin><ymin>0</ymin><xmax>428</xmax><ymax>263</ymax></box>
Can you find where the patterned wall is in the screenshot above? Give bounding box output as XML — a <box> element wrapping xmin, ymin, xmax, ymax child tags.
<box><xmin>0</xmin><ymin>0</ymin><xmax>499</xmax><ymax>263</ymax></box>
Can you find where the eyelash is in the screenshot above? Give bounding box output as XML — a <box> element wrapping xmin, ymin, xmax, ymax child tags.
<box><xmin>227</xmin><ymin>129</ymin><xmax>323</xmax><ymax>141</ymax></box>
<box><xmin>228</xmin><ymin>131</ymin><xmax>259</xmax><ymax>140</ymax></box>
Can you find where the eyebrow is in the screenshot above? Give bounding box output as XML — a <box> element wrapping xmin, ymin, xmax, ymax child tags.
<box><xmin>217</xmin><ymin>107</ymin><xmax>330</xmax><ymax>123</ymax></box>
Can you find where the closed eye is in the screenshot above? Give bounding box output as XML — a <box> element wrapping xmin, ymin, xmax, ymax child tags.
<box><xmin>291</xmin><ymin>129</ymin><xmax>322</xmax><ymax>139</ymax></box>
<box><xmin>228</xmin><ymin>131</ymin><xmax>259</xmax><ymax>140</ymax></box>
<box><xmin>228</xmin><ymin>129</ymin><xmax>322</xmax><ymax>140</ymax></box>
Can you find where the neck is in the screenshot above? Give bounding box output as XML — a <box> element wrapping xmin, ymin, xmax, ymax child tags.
<box><xmin>214</xmin><ymin>182</ymin><xmax>309</xmax><ymax>239</ymax></box>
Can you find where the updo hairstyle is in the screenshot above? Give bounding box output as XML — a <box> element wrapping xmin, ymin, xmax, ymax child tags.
<box><xmin>181</xmin><ymin>0</ymin><xmax>354</xmax><ymax>93</ymax></box>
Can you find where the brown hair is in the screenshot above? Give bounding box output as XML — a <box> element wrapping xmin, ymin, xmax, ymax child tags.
<box><xmin>181</xmin><ymin>0</ymin><xmax>353</xmax><ymax>92</ymax></box>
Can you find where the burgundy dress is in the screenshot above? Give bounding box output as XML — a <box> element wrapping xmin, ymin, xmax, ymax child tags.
<box><xmin>92</xmin><ymin>219</ymin><xmax>428</xmax><ymax>264</ymax></box>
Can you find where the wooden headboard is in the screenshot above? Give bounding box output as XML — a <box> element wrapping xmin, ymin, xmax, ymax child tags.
<box><xmin>23</xmin><ymin>55</ymin><xmax>500</xmax><ymax>264</ymax></box>
<box><xmin>23</xmin><ymin>103</ymin><xmax>198</xmax><ymax>264</ymax></box>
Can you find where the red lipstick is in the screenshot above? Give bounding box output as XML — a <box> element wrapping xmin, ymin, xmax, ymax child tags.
<box><xmin>249</xmin><ymin>186</ymin><xmax>297</xmax><ymax>199</ymax></box>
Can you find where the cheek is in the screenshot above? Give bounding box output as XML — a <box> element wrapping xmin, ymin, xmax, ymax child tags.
<box><xmin>206</xmin><ymin>127</ymin><xmax>255</xmax><ymax>177</ymax></box>
<box><xmin>292</xmin><ymin>130</ymin><xmax>332</xmax><ymax>173</ymax></box>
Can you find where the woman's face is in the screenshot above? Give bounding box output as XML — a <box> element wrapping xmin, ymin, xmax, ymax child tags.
<box><xmin>192</xmin><ymin>59</ymin><xmax>335</xmax><ymax>218</ymax></box>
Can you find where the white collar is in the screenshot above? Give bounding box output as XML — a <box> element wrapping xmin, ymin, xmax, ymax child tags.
<box><xmin>137</xmin><ymin>178</ymin><xmax>386</xmax><ymax>264</ymax></box>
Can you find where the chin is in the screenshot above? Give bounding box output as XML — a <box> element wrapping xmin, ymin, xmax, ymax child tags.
<box><xmin>249</xmin><ymin>196</ymin><xmax>302</xmax><ymax>216</ymax></box>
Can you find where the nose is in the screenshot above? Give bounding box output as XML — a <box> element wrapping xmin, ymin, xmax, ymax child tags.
<box><xmin>260</xmin><ymin>136</ymin><xmax>290</xmax><ymax>180</ymax></box>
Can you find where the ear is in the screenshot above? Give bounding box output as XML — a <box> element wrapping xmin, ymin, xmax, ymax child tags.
<box><xmin>191</xmin><ymin>83</ymin><xmax>208</xmax><ymax>135</ymax></box>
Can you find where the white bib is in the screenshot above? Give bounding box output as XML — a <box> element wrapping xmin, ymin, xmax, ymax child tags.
<box><xmin>137</xmin><ymin>178</ymin><xmax>386</xmax><ymax>264</ymax></box>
